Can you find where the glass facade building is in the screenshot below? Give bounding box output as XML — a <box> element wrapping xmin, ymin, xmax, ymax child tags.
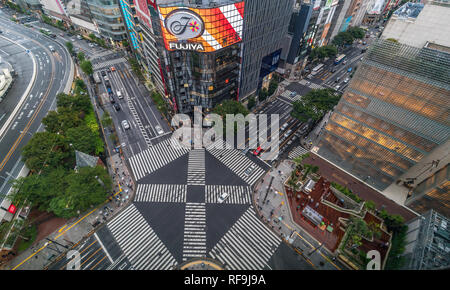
<box><xmin>406</xmin><ymin>164</ymin><xmax>450</xmax><ymax>217</ymax></box>
<box><xmin>239</xmin><ymin>0</ymin><xmax>295</xmax><ymax>100</ymax></box>
<box><xmin>86</xmin><ymin>0</ymin><xmax>127</xmax><ymax>40</ymax></box>
<box><xmin>316</xmin><ymin>39</ymin><xmax>450</xmax><ymax>191</ymax></box>
<box><xmin>155</xmin><ymin>1</ymin><xmax>244</xmax><ymax>113</ymax></box>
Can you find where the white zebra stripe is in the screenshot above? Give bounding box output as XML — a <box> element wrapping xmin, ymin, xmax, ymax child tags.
<box><xmin>205</xmin><ymin>185</ymin><xmax>251</xmax><ymax>204</ymax></box>
<box><xmin>209</xmin><ymin>207</ymin><xmax>281</xmax><ymax>270</ymax></box>
<box><xmin>135</xmin><ymin>184</ymin><xmax>187</xmax><ymax>203</ymax></box>
<box><xmin>107</xmin><ymin>204</ymin><xmax>177</xmax><ymax>270</ymax></box>
<box><xmin>128</xmin><ymin>137</ymin><xmax>190</xmax><ymax>180</ymax></box>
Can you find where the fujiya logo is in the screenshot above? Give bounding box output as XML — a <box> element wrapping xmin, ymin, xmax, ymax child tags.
<box><xmin>169</xmin><ymin>42</ymin><xmax>205</xmax><ymax>51</ymax></box>
<box><xmin>165</xmin><ymin>9</ymin><xmax>205</xmax><ymax>40</ymax></box>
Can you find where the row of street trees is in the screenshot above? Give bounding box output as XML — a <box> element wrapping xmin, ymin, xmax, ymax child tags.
<box><xmin>332</xmin><ymin>26</ymin><xmax>366</xmax><ymax>48</ymax></box>
<box><xmin>291</xmin><ymin>88</ymin><xmax>341</xmax><ymax>123</ymax></box>
<box><xmin>10</xmin><ymin>81</ymin><xmax>111</xmax><ymax>218</ymax></box>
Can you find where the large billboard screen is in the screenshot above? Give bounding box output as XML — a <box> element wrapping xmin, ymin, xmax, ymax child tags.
<box><xmin>158</xmin><ymin>1</ymin><xmax>245</xmax><ymax>52</ymax></box>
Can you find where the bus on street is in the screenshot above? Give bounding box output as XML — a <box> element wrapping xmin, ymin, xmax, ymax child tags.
<box><xmin>334</xmin><ymin>54</ymin><xmax>346</xmax><ymax>65</ymax></box>
<box><xmin>310</xmin><ymin>63</ymin><xmax>324</xmax><ymax>76</ymax></box>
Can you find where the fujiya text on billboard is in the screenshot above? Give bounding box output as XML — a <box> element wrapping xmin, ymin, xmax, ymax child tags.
<box><xmin>169</xmin><ymin>42</ymin><xmax>205</xmax><ymax>51</ymax></box>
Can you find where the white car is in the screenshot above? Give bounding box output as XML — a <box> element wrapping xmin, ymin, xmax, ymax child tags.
<box><xmin>344</xmin><ymin>77</ymin><xmax>350</xmax><ymax>83</ymax></box>
<box><xmin>218</xmin><ymin>192</ymin><xmax>229</xmax><ymax>203</ymax></box>
<box><xmin>121</xmin><ymin>120</ymin><xmax>130</xmax><ymax>130</ymax></box>
<box><xmin>49</xmin><ymin>45</ymin><xmax>55</xmax><ymax>52</ymax></box>
<box><xmin>335</xmin><ymin>85</ymin><xmax>341</xmax><ymax>90</ymax></box>
<box><xmin>117</xmin><ymin>90</ymin><xmax>123</xmax><ymax>99</ymax></box>
<box><xmin>88</xmin><ymin>43</ymin><xmax>94</xmax><ymax>47</ymax></box>
<box><xmin>155</xmin><ymin>125</ymin><xmax>164</xmax><ymax>135</ymax></box>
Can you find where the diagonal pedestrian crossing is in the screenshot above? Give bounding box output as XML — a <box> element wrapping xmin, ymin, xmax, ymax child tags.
<box><xmin>107</xmin><ymin>204</ymin><xmax>177</xmax><ymax>270</ymax></box>
<box><xmin>134</xmin><ymin>184</ymin><xmax>187</xmax><ymax>203</ymax></box>
<box><xmin>183</xmin><ymin>203</ymin><xmax>206</xmax><ymax>261</ymax></box>
<box><xmin>205</xmin><ymin>185</ymin><xmax>252</xmax><ymax>204</ymax></box>
<box><xmin>128</xmin><ymin>137</ymin><xmax>190</xmax><ymax>181</ymax></box>
<box><xmin>207</xmin><ymin>145</ymin><xmax>265</xmax><ymax>186</ymax></box>
<box><xmin>209</xmin><ymin>207</ymin><xmax>282</xmax><ymax>270</ymax></box>
<box><xmin>187</xmin><ymin>149</ymin><xmax>205</xmax><ymax>185</ymax></box>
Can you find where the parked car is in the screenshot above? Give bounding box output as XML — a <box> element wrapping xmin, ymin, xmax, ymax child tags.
<box><xmin>77</xmin><ymin>35</ymin><xmax>82</xmax><ymax>40</ymax></box>
<box><xmin>218</xmin><ymin>192</ymin><xmax>229</xmax><ymax>203</ymax></box>
<box><xmin>121</xmin><ymin>120</ymin><xmax>130</xmax><ymax>130</ymax></box>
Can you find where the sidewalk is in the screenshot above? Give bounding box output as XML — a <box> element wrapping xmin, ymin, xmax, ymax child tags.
<box><xmin>253</xmin><ymin>160</ymin><xmax>345</xmax><ymax>270</ymax></box>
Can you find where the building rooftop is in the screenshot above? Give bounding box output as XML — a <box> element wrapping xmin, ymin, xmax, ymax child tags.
<box><xmin>75</xmin><ymin>150</ymin><xmax>99</xmax><ymax>169</ymax></box>
<box><xmin>382</xmin><ymin>2</ymin><xmax>450</xmax><ymax>49</ymax></box>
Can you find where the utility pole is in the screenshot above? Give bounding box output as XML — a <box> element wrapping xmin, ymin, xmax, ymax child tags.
<box><xmin>263</xmin><ymin>176</ymin><xmax>274</xmax><ymax>203</ymax></box>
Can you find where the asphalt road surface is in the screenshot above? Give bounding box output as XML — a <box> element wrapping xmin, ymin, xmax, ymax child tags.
<box><xmin>0</xmin><ymin>10</ymin><xmax>72</xmax><ymax>201</ymax></box>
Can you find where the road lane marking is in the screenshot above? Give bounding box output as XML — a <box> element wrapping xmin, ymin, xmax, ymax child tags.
<box><xmin>94</xmin><ymin>232</ymin><xmax>114</xmax><ymax>263</ymax></box>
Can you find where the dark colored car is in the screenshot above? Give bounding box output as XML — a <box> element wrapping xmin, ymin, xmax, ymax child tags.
<box><xmin>109</xmin><ymin>95</ymin><xmax>115</xmax><ymax>103</ymax></box>
<box><xmin>101</xmin><ymin>70</ymin><xmax>106</xmax><ymax>76</ymax></box>
<box><xmin>113</xmin><ymin>103</ymin><xmax>120</xmax><ymax>111</ymax></box>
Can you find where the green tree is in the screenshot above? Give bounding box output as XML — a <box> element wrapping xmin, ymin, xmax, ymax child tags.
<box><xmin>258</xmin><ymin>88</ymin><xmax>269</xmax><ymax>102</ymax></box>
<box><xmin>212</xmin><ymin>99</ymin><xmax>249</xmax><ymax>119</ymax></box>
<box><xmin>267</xmin><ymin>79</ymin><xmax>278</xmax><ymax>96</ymax></box>
<box><xmin>49</xmin><ymin>166</ymin><xmax>111</xmax><ymax>218</ymax></box>
<box><xmin>293</xmin><ymin>153</ymin><xmax>309</xmax><ymax>171</ymax></box>
<box><xmin>77</xmin><ymin>52</ymin><xmax>85</xmax><ymax>62</ymax></box>
<box><xmin>323</xmin><ymin>45</ymin><xmax>338</xmax><ymax>58</ymax></box>
<box><xmin>10</xmin><ymin>168</ymin><xmax>68</xmax><ymax>211</ymax></box>
<box><xmin>247</xmin><ymin>96</ymin><xmax>256</xmax><ymax>110</ymax></box>
<box><xmin>332</xmin><ymin>31</ymin><xmax>354</xmax><ymax>47</ymax></box>
<box><xmin>66</xmin><ymin>125</ymin><xmax>99</xmax><ymax>154</ymax></box>
<box><xmin>122</xmin><ymin>39</ymin><xmax>129</xmax><ymax>47</ymax></box>
<box><xmin>212</xmin><ymin>100</ymin><xmax>249</xmax><ymax>135</ymax></box>
<box><xmin>56</xmin><ymin>92</ymin><xmax>91</xmax><ymax>114</ymax></box>
<box><xmin>66</xmin><ymin>41</ymin><xmax>73</xmax><ymax>54</ymax></box>
<box><xmin>347</xmin><ymin>26</ymin><xmax>365</xmax><ymax>39</ymax></box>
<box><xmin>42</xmin><ymin>109</ymin><xmax>83</xmax><ymax>134</ymax></box>
<box><xmin>365</xmin><ymin>200</ymin><xmax>376</xmax><ymax>211</ymax></box>
<box><xmin>291</xmin><ymin>88</ymin><xmax>340</xmax><ymax>122</ymax></box>
<box><xmin>80</xmin><ymin>60</ymin><xmax>93</xmax><ymax>76</ymax></box>
<box><xmin>21</xmin><ymin>132</ymin><xmax>74</xmax><ymax>172</ymax></box>
<box><xmin>287</xmin><ymin>176</ymin><xmax>300</xmax><ymax>193</ymax></box>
